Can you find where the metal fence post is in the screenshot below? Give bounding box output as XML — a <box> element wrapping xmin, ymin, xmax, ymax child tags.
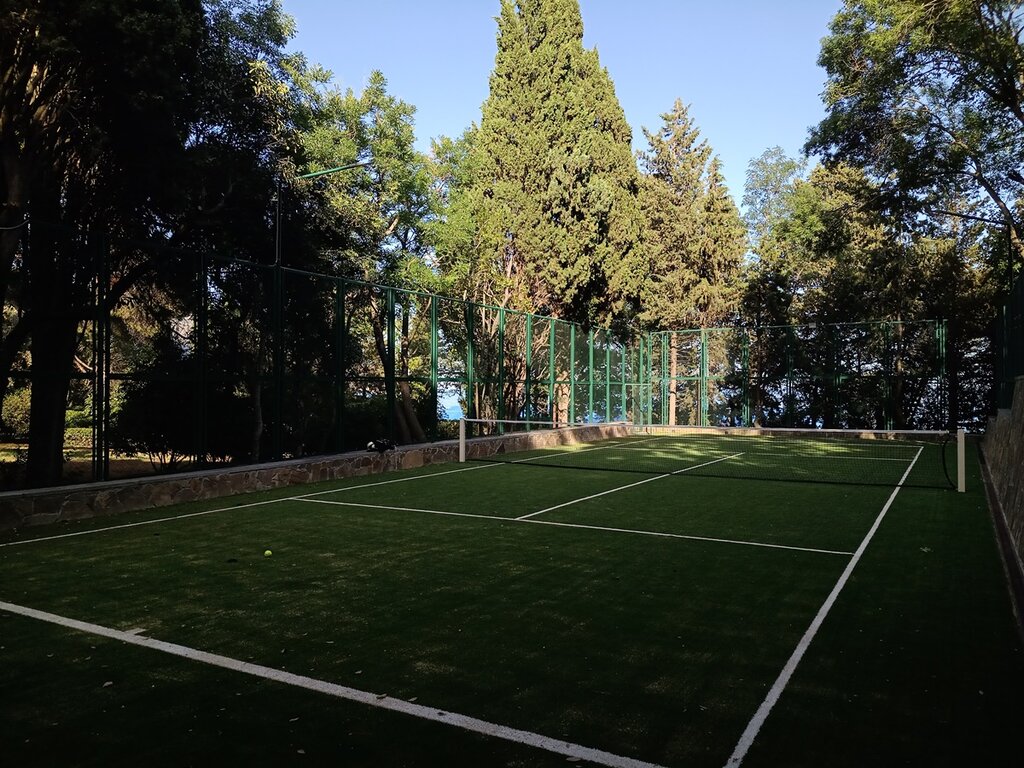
<box><xmin>196</xmin><ymin>251</ymin><xmax>208</xmax><ymax>467</ymax></box>
<box><xmin>569</xmin><ymin>323</ymin><xmax>576</xmax><ymax>423</ymax></box>
<box><xmin>386</xmin><ymin>287</ymin><xmax>396</xmax><ymax>441</ymax></box>
<box><xmin>271</xmin><ymin>262</ymin><xmax>283</xmax><ymax>460</ymax></box>
<box><xmin>605</xmin><ymin>335</ymin><xmax>612</xmax><ymax>423</ymax></box>
<box><xmin>525</xmin><ymin>313</ymin><xmax>533</xmax><ymax>426</ymax></box>
<box><xmin>700</xmin><ymin>328</ymin><xmax>709</xmax><ymax>426</ymax></box>
<box><xmin>465</xmin><ymin>301</ymin><xmax>476</xmax><ymax>423</ymax></box>
<box><xmin>548</xmin><ymin>321</ymin><xmax>556</xmax><ymax>424</ymax></box>
<box><xmin>91</xmin><ymin>230</ymin><xmax>110</xmax><ymax>482</ymax></box>
<box><xmin>588</xmin><ymin>329</ymin><xmax>595</xmax><ymax>422</ymax></box>
<box><xmin>497</xmin><ymin>306</ymin><xmax>506</xmax><ymax>427</ymax></box>
<box><xmin>430</xmin><ymin>295</ymin><xmax>439</xmax><ymax>439</ymax></box>
<box><xmin>335</xmin><ymin>278</ymin><xmax>346</xmax><ymax>451</ymax></box>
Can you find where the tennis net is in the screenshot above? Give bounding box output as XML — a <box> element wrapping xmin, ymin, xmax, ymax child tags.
<box><xmin>458</xmin><ymin>420</ymin><xmax>966</xmax><ymax>491</ymax></box>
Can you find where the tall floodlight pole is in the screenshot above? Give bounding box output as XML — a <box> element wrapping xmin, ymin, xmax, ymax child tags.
<box><xmin>271</xmin><ymin>158</ymin><xmax>371</xmax><ymax>460</ymax></box>
<box><xmin>274</xmin><ymin>159</ymin><xmax>371</xmax><ymax>267</ymax></box>
<box><xmin>929</xmin><ymin>207</ymin><xmax>1017</xmax><ymax>413</ymax></box>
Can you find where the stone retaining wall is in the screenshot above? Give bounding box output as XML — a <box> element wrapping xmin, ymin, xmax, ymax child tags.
<box><xmin>981</xmin><ymin>375</ymin><xmax>1024</xmax><ymax>575</ymax></box>
<box><xmin>0</xmin><ymin>441</ymin><xmax>461</xmax><ymax>533</ymax></box>
<box><xmin>0</xmin><ymin>423</ymin><xmax>630</xmax><ymax>533</ymax></box>
<box><xmin>465</xmin><ymin>423</ymin><xmax>629</xmax><ymax>459</ymax></box>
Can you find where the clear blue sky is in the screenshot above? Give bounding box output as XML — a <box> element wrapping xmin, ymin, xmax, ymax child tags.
<box><xmin>283</xmin><ymin>0</ymin><xmax>843</xmax><ymax>208</ymax></box>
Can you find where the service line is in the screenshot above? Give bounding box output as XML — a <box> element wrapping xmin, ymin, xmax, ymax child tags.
<box><xmin>516</xmin><ymin>452</ymin><xmax>745</xmax><ymax>520</ymax></box>
<box><xmin>0</xmin><ymin>462</ymin><xmax>503</xmax><ymax>549</ymax></box>
<box><xmin>297</xmin><ymin>496</ymin><xmax>852</xmax><ymax>556</ymax></box>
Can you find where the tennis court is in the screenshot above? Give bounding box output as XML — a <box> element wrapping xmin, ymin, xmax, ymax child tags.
<box><xmin>1</xmin><ymin>426</ymin><xmax>1021</xmax><ymax>766</ymax></box>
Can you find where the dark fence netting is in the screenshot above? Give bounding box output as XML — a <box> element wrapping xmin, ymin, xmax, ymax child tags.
<box><xmin>647</xmin><ymin>320</ymin><xmax>954</xmax><ymax>431</ymax></box>
<box><xmin>994</xmin><ymin>272</ymin><xmax>1024</xmax><ymax>410</ymax></box>
<box><xmin>0</xmin><ymin>224</ymin><xmax>987</xmax><ymax>490</ymax></box>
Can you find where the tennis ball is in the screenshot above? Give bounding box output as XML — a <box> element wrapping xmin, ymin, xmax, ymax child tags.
<box><xmin>264</xmin><ymin>549</ymin><xmax>272</xmax><ymax>557</ymax></box>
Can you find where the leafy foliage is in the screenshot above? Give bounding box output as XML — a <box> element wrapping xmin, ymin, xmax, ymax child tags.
<box><xmin>467</xmin><ymin>0</ymin><xmax>645</xmax><ymax>326</ymax></box>
<box><xmin>808</xmin><ymin>0</ymin><xmax>1024</xmax><ymax>252</ymax></box>
<box><xmin>638</xmin><ymin>101</ymin><xmax>745</xmax><ymax>331</ymax></box>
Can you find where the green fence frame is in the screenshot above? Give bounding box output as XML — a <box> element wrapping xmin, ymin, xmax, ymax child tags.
<box><xmin>2</xmin><ymin>235</ymin><xmax>961</xmax><ymax>490</ymax></box>
<box><xmin>647</xmin><ymin>320</ymin><xmax>949</xmax><ymax>430</ymax></box>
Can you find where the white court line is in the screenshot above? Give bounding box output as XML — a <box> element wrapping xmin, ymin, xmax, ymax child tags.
<box><xmin>0</xmin><ymin>438</ymin><xmax>659</xmax><ymax>552</ymax></box>
<box><xmin>298</xmin><ymin>497</ymin><xmax>852</xmax><ymax>556</ymax></box>
<box><xmin>736</xmin><ymin>452</ymin><xmax>912</xmax><ymax>463</ymax></box>
<box><xmin>524</xmin><ymin>519</ymin><xmax>853</xmax><ymax>557</ymax></box>
<box><xmin>0</xmin><ymin>462</ymin><xmax>503</xmax><ymax>549</ymax></box>
<box><xmin>298</xmin><ymin>461</ymin><xmax>503</xmax><ymax>495</ymax></box>
<box><xmin>611</xmin><ymin>446</ymin><xmax>914</xmax><ymax>463</ymax></box>
<box><xmin>0</xmin><ymin>496</ymin><xmax>288</xmax><ymax>549</ymax></box>
<box><xmin>723</xmin><ymin>445</ymin><xmax>924</xmax><ymax>767</ymax></box>
<box><xmin>298</xmin><ymin>498</ymin><xmax>505</xmax><ymax>523</ymax></box>
<box><xmin>501</xmin><ymin>435</ymin><xmax>663</xmax><ymax>464</ymax></box>
<box><xmin>516</xmin><ymin>453</ymin><xmax>745</xmax><ymax>521</ymax></box>
<box><xmin>0</xmin><ymin>600</ymin><xmax>663</xmax><ymax>768</ymax></box>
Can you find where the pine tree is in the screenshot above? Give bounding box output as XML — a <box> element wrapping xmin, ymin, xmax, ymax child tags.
<box><xmin>469</xmin><ymin>0</ymin><xmax>644</xmax><ymax>326</ymax></box>
<box><xmin>693</xmin><ymin>156</ymin><xmax>745</xmax><ymax>327</ymax></box>
<box><xmin>638</xmin><ymin>101</ymin><xmax>744</xmax><ymax>425</ymax></box>
<box><xmin>638</xmin><ymin>100</ymin><xmax>743</xmax><ymax>330</ymax></box>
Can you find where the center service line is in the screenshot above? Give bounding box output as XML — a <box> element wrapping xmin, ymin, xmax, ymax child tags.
<box><xmin>723</xmin><ymin>445</ymin><xmax>924</xmax><ymax>766</ymax></box>
<box><xmin>516</xmin><ymin>452</ymin><xmax>744</xmax><ymax>520</ymax></box>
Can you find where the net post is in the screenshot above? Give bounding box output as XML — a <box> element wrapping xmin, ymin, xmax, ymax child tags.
<box><xmin>459</xmin><ymin>419</ymin><xmax>466</xmax><ymax>463</ymax></box>
<box><xmin>957</xmin><ymin>428</ymin><xmax>966</xmax><ymax>493</ymax></box>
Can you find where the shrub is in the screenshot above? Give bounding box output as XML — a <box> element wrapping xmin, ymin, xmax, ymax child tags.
<box><xmin>1</xmin><ymin>387</ymin><xmax>31</xmax><ymax>438</ymax></box>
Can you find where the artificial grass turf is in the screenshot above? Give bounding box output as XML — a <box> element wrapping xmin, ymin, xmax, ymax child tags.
<box><xmin>317</xmin><ymin>461</ymin><xmax>894</xmax><ymax>552</ymax></box>
<box><xmin>484</xmin><ymin>432</ymin><xmax>955</xmax><ymax>490</ymax></box>
<box><xmin>1</xmin><ymin>445</ymin><xmax>1019</xmax><ymax>766</ymax></box>
<box><xmin>0</xmin><ymin>610</ymin><xmax>571</xmax><ymax>768</ymax></box>
<box><xmin>0</xmin><ymin>481</ymin><xmax>848</xmax><ymax>767</ymax></box>
<box><xmin>738</xmin><ymin>444</ymin><xmax>1024</xmax><ymax>767</ymax></box>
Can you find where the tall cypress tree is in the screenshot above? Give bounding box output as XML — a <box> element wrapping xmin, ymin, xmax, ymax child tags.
<box><xmin>637</xmin><ymin>101</ymin><xmax>744</xmax><ymax>424</ymax></box>
<box><xmin>693</xmin><ymin>156</ymin><xmax>745</xmax><ymax>327</ymax></box>
<box><xmin>639</xmin><ymin>100</ymin><xmax>745</xmax><ymax>331</ymax></box>
<box><xmin>470</xmin><ymin>0</ymin><xmax>644</xmax><ymax>325</ymax></box>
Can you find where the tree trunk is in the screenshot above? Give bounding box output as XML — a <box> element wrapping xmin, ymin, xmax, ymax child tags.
<box><xmin>398</xmin><ymin>381</ymin><xmax>426</xmax><ymax>442</ymax></box>
<box><xmin>397</xmin><ymin>304</ymin><xmax>426</xmax><ymax>443</ymax></box>
<box><xmin>366</xmin><ymin>293</ymin><xmax>426</xmax><ymax>444</ymax></box>
<box><xmin>23</xmin><ymin>205</ymin><xmax>81</xmax><ymax>487</ymax></box>
<box><xmin>25</xmin><ymin>312</ymin><xmax>78</xmax><ymax>487</ymax></box>
<box><xmin>249</xmin><ymin>368</ymin><xmax>263</xmax><ymax>462</ymax></box>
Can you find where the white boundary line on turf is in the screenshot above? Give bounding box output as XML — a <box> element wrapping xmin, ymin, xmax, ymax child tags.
<box><xmin>613</xmin><ymin>447</ymin><xmax>913</xmax><ymax>463</ymax></box>
<box><xmin>0</xmin><ymin>496</ymin><xmax>288</xmax><ymax>549</ymax></box>
<box><xmin>0</xmin><ymin>462</ymin><xmax>504</xmax><ymax>549</ymax></box>
<box><xmin>723</xmin><ymin>445</ymin><xmax>924</xmax><ymax>767</ymax></box>
<box><xmin>0</xmin><ymin>436</ymin><xmax>663</xmax><ymax>548</ymax></box>
<box><xmin>298</xmin><ymin>498</ymin><xmax>502</xmax><ymax>522</ymax></box>
<box><xmin>296</xmin><ymin>494</ymin><xmax>852</xmax><ymax>556</ymax></box>
<box><xmin>0</xmin><ymin>600</ymin><xmax>664</xmax><ymax>768</ymax></box>
<box><xmin>515</xmin><ymin>453</ymin><xmax>744</xmax><ymax>521</ymax></box>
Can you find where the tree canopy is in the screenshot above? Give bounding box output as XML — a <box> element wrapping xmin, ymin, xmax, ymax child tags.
<box><xmin>466</xmin><ymin>0</ymin><xmax>645</xmax><ymax>326</ymax></box>
<box><xmin>0</xmin><ymin>0</ymin><xmax>1012</xmax><ymax>487</ymax></box>
<box><xmin>807</xmin><ymin>0</ymin><xmax>1024</xmax><ymax>256</ymax></box>
<box><xmin>638</xmin><ymin>100</ymin><xmax>745</xmax><ymax>330</ymax></box>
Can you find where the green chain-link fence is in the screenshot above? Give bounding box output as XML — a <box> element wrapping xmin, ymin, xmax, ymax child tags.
<box><xmin>994</xmin><ymin>273</ymin><xmax>1024</xmax><ymax>409</ymax></box>
<box><xmin>646</xmin><ymin>320</ymin><xmax>949</xmax><ymax>430</ymax></box>
<box><xmin>0</xmin><ymin>227</ymin><xmax>975</xmax><ymax>489</ymax></box>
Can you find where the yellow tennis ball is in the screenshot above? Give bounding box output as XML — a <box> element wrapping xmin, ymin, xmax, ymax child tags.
<box><xmin>264</xmin><ymin>549</ymin><xmax>272</xmax><ymax>557</ymax></box>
